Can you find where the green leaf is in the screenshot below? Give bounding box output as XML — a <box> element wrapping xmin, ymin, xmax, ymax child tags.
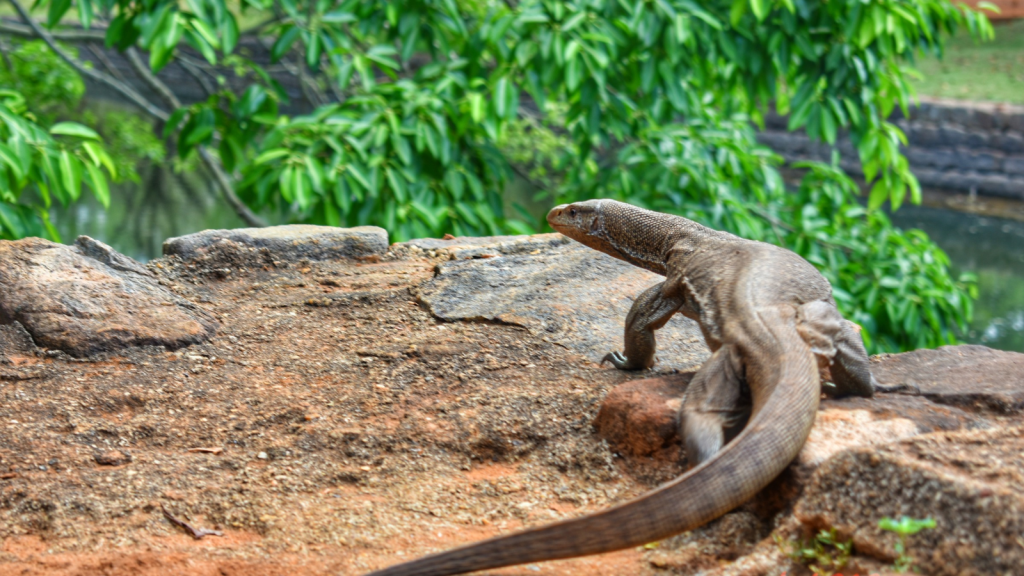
<box><xmin>867</xmin><ymin>180</ymin><xmax>888</xmax><ymax>211</ymax></box>
<box><xmin>322</xmin><ymin>9</ymin><xmax>356</xmax><ymax>23</ymax></box>
<box><xmin>254</xmin><ymin>148</ymin><xmax>291</xmax><ymax>164</ymax></box>
<box><xmin>0</xmin><ymin>143</ymin><xmax>25</xmax><ymax>182</ymax></box>
<box><xmin>272</xmin><ymin>26</ymin><xmax>301</xmax><ymax>61</ymax></box>
<box><xmin>494</xmin><ymin>77</ymin><xmax>509</xmax><ymax>118</ymax></box>
<box><xmin>469</xmin><ymin>92</ymin><xmax>485</xmax><ymax>123</ymax></box>
<box><xmin>82</xmin><ymin>142</ymin><xmax>117</xmax><ymax>179</ymax></box>
<box><xmin>49</xmin><ymin>122</ymin><xmax>101</xmax><ymax>140</ymax></box>
<box><xmin>221</xmin><ymin>15</ymin><xmax>240</xmax><ymax>54</ymax></box>
<box><xmin>77</xmin><ymin>0</ymin><xmax>94</xmax><ymax>29</ymax></box>
<box><xmin>47</xmin><ymin>0</ymin><xmax>72</xmax><ymax>28</ymax></box>
<box><xmin>750</xmin><ymin>0</ymin><xmax>769</xmax><ymax>22</ymax></box>
<box><xmin>385</xmin><ymin>167</ymin><xmax>407</xmax><ymax>202</ymax></box>
<box><xmin>58</xmin><ymin>150</ymin><xmax>82</xmax><ymax>202</ymax></box>
<box><xmin>190</xmin><ymin>19</ymin><xmax>221</xmax><ymax>49</ymax></box>
<box><xmin>84</xmin><ymin>162</ymin><xmax>110</xmax><ymax>208</ymax></box>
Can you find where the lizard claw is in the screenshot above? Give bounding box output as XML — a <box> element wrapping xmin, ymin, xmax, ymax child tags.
<box><xmin>602</xmin><ymin>352</ymin><xmax>636</xmax><ymax>370</ymax></box>
<box><xmin>874</xmin><ymin>382</ymin><xmax>921</xmax><ymax>395</ymax></box>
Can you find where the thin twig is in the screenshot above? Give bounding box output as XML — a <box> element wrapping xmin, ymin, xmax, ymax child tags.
<box><xmin>123</xmin><ymin>45</ymin><xmax>266</xmax><ymax>227</ymax></box>
<box><xmin>198</xmin><ymin>146</ymin><xmax>267</xmax><ymax>227</ymax></box>
<box><xmin>7</xmin><ymin>0</ymin><xmax>169</xmax><ymax>121</ymax></box>
<box><xmin>160</xmin><ymin>504</ymin><xmax>224</xmax><ymax>539</ymax></box>
<box><xmin>125</xmin><ymin>47</ymin><xmax>182</xmax><ymax>108</ymax></box>
<box><xmin>178</xmin><ymin>56</ymin><xmax>218</xmax><ymax>97</ymax></box>
<box><xmin>0</xmin><ymin>38</ymin><xmax>14</xmax><ymax>72</ymax></box>
<box><xmin>87</xmin><ymin>43</ymin><xmax>127</xmax><ymax>82</ymax></box>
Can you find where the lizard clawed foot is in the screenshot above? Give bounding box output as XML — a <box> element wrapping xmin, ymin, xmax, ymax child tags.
<box><xmin>601</xmin><ymin>351</ymin><xmax>643</xmax><ymax>370</ymax></box>
<box><xmin>874</xmin><ymin>382</ymin><xmax>921</xmax><ymax>395</ymax></box>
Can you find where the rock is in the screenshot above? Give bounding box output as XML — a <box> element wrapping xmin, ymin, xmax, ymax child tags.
<box><xmin>795</xmin><ymin>426</ymin><xmax>1024</xmax><ymax>576</ymax></box>
<box><xmin>0</xmin><ymin>237</ymin><xmax>217</xmax><ymax>357</ymax></box>
<box><xmin>797</xmin><ymin>395</ymin><xmax>989</xmax><ymax>469</ymax></box>
<box><xmin>94</xmin><ymin>450</ymin><xmax>131</xmax><ymax>466</ymax></box>
<box><xmin>871</xmin><ymin>345</ymin><xmax>1024</xmax><ymax>413</ymax></box>
<box><xmin>413</xmin><ymin>234</ymin><xmax>707</xmax><ymax>371</ymax></box>
<box><xmin>592</xmin><ymin>373</ymin><xmax>986</xmax><ymax>465</ymax></box>
<box><xmin>593</xmin><ymin>373</ymin><xmax>692</xmax><ymax>457</ymax></box>
<box><xmin>162</xmin><ymin>225</ymin><xmax>389</xmax><ymax>266</ymax></box>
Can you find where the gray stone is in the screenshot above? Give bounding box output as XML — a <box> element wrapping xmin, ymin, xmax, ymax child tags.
<box><xmin>907</xmin><ymin>124</ymin><xmax>941</xmax><ymax>147</ymax></box>
<box><xmin>871</xmin><ymin>344</ymin><xmax>1024</xmax><ymax>413</ymax></box>
<box><xmin>162</xmin><ymin>224</ymin><xmax>388</xmax><ymax>264</ymax></box>
<box><xmin>1005</xmin><ymin>157</ymin><xmax>1024</xmax><ymax>176</ymax></box>
<box><xmin>964</xmin><ymin>130</ymin><xmax>990</xmax><ymax>148</ymax></box>
<box><xmin>973</xmin><ymin>109</ymin><xmax>996</xmax><ymax>131</ymax></box>
<box><xmin>0</xmin><ymin>236</ymin><xmax>217</xmax><ymax>357</ymax></box>
<box><xmin>795</xmin><ymin>426</ymin><xmax>1024</xmax><ymax>576</ymax></box>
<box><xmin>979</xmin><ymin>174</ymin><xmax>1021</xmax><ymax>199</ymax></box>
<box><xmin>994</xmin><ymin>132</ymin><xmax>1024</xmax><ymax>154</ymax></box>
<box><xmin>956</xmin><ymin>150</ymin><xmax>999</xmax><ymax>172</ymax></box>
<box><xmin>905</xmin><ymin>148</ymin><xmax>956</xmax><ymax>170</ymax></box>
<box><xmin>413</xmin><ymin>234</ymin><xmax>708</xmax><ymax>371</ymax></box>
<box><xmin>938</xmin><ymin>124</ymin><xmax>968</xmax><ymax>147</ymax></box>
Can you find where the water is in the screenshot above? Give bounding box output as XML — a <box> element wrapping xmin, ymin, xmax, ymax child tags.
<box><xmin>48</xmin><ymin>172</ymin><xmax>1024</xmax><ymax>352</ymax></box>
<box><xmin>48</xmin><ymin>163</ymin><xmax>248</xmax><ymax>262</ymax></box>
<box><xmin>889</xmin><ymin>205</ymin><xmax>1024</xmax><ymax>352</ymax></box>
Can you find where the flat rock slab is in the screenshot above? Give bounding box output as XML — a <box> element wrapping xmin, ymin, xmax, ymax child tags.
<box><xmin>410</xmin><ymin>234</ymin><xmax>708</xmax><ymax>371</ymax></box>
<box><xmin>162</xmin><ymin>225</ymin><xmax>389</xmax><ymax>265</ymax></box>
<box><xmin>0</xmin><ymin>237</ymin><xmax>217</xmax><ymax>357</ymax></box>
<box><xmin>796</xmin><ymin>425</ymin><xmax>1024</xmax><ymax>576</ymax></box>
<box><xmin>872</xmin><ymin>344</ymin><xmax>1024</xmax><ymax>412</ymax></box>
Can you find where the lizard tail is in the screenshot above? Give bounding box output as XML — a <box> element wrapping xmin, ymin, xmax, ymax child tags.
<box><xmin>362</xmin><ymin>306</ymin><xmax>819</xmax><ymax>576</ymax></box>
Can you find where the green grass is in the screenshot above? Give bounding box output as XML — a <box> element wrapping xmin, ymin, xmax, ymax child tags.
<box><xmin>910</xmin><ymin>20</ymin><xmax>1024</xmax><ymax>104</ymax></box>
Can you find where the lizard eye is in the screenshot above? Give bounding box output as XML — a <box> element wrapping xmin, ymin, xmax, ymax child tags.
<box><xmin>569</xmin><ymin>208</ymin><xmax>577</xmax><ymax>216</ymax></box>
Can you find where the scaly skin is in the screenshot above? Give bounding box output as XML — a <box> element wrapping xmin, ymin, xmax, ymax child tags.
<box><xmin>363</xmin><ymin>199</ymin><xmax>877</xmax><ymax>576</ymax></box>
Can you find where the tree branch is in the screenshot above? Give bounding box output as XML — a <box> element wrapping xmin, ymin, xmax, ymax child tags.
<box><xmin>125</xmin><ymin>47</ymin><xmax>182</xmax><ymax>108</ymax></box>
<box><xmin>198</xmin><ymin>147</ymin><xmax>267</xmax><ymax>227</ymax></box>
<box><xmin>123</xmin><ymin>46</ymin><xmax>267</xmax><ymax>227</ymax></box>
<box><xmin>7</xmin><ymin>0</ymin><xmax>169</xmax><ymax>121</ymax></box>
<box><xmin>9</xmin><ymin>1</ymin><xmax>266</xmax><ymax>228</ymax></box>
<box><xmin>87</xmin><ymin>43</ymin><xmax>127</xmax><ymax>83</ymax></box>
<box><xmin>0</xmin><ymin>20</ymin><xmax>107</xmax><ymax>42</ymax></box>
<box><xmin>177</xmin><ymin>56</ymin><xmax>218</xmax><ymax>97</ymax></box>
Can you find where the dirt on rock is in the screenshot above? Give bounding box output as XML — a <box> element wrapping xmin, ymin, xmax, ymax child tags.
<box><xmin>0</xmin><ymin>242</ymin><xmax>689</xmax><ymax>575</ymax></box>
<box><xmin>2</xmin><ymin>231</ymin><xmax>1022</xmax><ymax>576</ymax></box>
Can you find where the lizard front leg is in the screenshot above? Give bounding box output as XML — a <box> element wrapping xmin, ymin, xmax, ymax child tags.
<box><xmin>603</xmin><ymin>282</ymin><xmax>684</xmax><ymax>370</ymax></box>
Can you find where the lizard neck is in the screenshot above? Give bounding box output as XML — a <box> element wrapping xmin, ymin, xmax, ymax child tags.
<box><xmin>594</xmin><ymin>202</ymin><xmax>711</xmax><ymax>276</ymax></box>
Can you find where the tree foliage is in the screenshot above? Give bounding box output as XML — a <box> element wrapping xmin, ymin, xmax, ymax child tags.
<box><xmin>3</xmin><ymin>0</ymin><xmax>995</xmax><ymax>351</ymax></box>
<box><xmin>0</xmin><ymin>89</ymin><xmax>116</xmax><ymax>240</ymax></box>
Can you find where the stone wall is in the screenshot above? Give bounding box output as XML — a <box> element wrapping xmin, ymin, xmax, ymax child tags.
<box><xmin>758</xmin><ymin>96</ymin><xmax>1024</xmax><ymax>201</ymax></box>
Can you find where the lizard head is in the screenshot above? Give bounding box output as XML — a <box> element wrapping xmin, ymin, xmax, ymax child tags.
<box><xmin>546</xmin><ymin>199</ymin><xmax>624</xmax><ymax>259</ymax></box>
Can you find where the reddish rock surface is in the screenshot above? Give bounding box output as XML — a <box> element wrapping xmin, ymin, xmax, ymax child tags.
<box><xmin>593</xmin><ymin>373</ymin><xmax>691</xmax><ymax>457</ymax></box>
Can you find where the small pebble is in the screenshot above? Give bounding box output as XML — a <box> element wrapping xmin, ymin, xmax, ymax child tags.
<box><xmin>258</xmin><ymin>452</ymin><xmax>268</xmax><ymax>460</ymax></box>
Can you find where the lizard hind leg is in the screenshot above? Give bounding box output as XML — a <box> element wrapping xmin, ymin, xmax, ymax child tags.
<box><xmin>678</xmin><ymin>344</ymin><xmax>750</xmax><ymax>468</ymax></box>
<box><xmin>795</xmin><ymin>300</ymin><xmax>875</xmax><ymax>398</ymax></box>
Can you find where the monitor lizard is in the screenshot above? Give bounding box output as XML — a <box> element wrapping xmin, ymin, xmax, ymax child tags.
<box><xmin>364</xmin><ymin>199</ymin><xmax>886</xmax><ymax>576</ymax></box>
